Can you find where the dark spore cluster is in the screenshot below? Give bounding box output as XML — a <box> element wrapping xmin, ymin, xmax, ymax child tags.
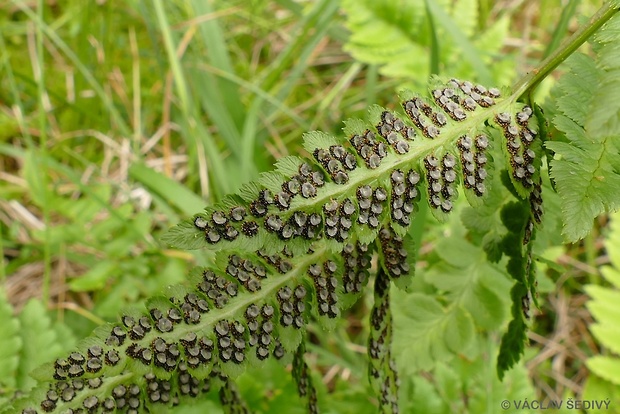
<box><xmin>214</xmin><ymin>320</ymin><xmax>247</xmax><ymax>365</ymax></box>
<box><xmin>356</xmin><ymin>184</ymin><xmax>386</xmax><ymax>230</ymax></box>
<box><xmin>226</xmin><ymin>255</ymin><xmax>266</xmax><ymax>293</ymax></box>
<box><xmin>458</xmin><ymin>134</ymin><xmax>489</xmax><ymax>197</ymax></box>
<box><xmin>276</xmin><ymin>284</ymin><xmax>308</xmax><ymax>330</ymax></box>
<box><xmin>424</xmin><ymin>154</ymin><xmax>457</xmax><ymax>213</ymax></box>
<box><xmin>293</xmin><ymin>349</ymin><xmax>319</xmax><ymax>414</ymax></box>
<box><xmin>349</xmin><ymin>130</ymin><xmax>388</xmax><ymax>169</ymax></box>
<box><xmin>313</xmin><ymin>146</ymin><xmax>352</xmax><ymax>184</ymax></box>
<box><xmin>323</xmin><ymin>198</ymin><xmax>356</xmax><ymax>242</ymax></box>
<box><xmin>246</xmin><ymin>303</ymin><xmax>276</xmax><ymax>360</ymax></box>
<box><xmin>497</xmin><ymin>106</ymin><xmax>538</xmax><ymax>188</ymax></box>
<box><xmin>376</xmin><ymin>111</ymin><xmax>415</xmax><ymax>154</ymax></box>
<box><xmin>389</xmin><ymin>168</ymin><xmax>420</xmax><ymax>227</ymax></box>
<box><xmin>341</xmin><ymin>242</ymin><xmax>372</xmax><ymax>294</ymax></box>
<box><xmin>308</xmin><ymin>261</ymin><xmax>339</xmax><ymax>318</ymax></box>
<box><xmin>198</xmin><ymin>269</ymin><xmax>238</xmax><ymax>308</ymax></box>
<box><xmin>378</xmin><ymin>227</ymin><xmax>410</xmax><ymax>280</ymax></box>
<box><xmin>403</xmin><ymin>97</ymin><xmax>442</xmax><ymax>139</ymax></box>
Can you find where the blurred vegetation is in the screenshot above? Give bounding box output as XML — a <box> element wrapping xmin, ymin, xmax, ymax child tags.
<box><xmin>0</xmin><ymin>0</ymin><xmax>617</xmax><ymax>412</ymax></box>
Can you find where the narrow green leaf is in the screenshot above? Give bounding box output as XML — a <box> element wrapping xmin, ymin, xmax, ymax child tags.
<box><xmin>543</xmin><ymin>0</ymin><xmax>580</xmax><ymax>58</ymax></box>
<box><xmin>425</xmin><ymin>0</ymin><xmax>494</xmax><ymax>84</ymax></box>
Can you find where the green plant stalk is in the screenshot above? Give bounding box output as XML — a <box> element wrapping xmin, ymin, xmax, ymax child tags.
<box><xmin>316</xmin><ymin>62</ymin><xmax>363</xmax><ymax>118</ymax></box>
<box><xmin>36</xmin><ymin>0</ymin><xmax>51</xmax><ymax>306</ymax></box>
<box><xmin>512</xmin><ymin>1</ymin><xmax>619</xmax><ymax>99</ymax></box>
<box><xmin>153</xmin><ymin>0</ymin><xmax>189</xmax><ymax>115</ymax></box>
<box><xmin>151</xmin><ymin>0</ymin><xmax>231</xmax><ymax>198</ymax></box>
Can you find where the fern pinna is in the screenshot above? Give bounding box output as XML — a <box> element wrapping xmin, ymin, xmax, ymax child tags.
<box><xmin>5</xmin><ymin>74</ymin><xmax>546</xmax><ymax>414</ymax></box>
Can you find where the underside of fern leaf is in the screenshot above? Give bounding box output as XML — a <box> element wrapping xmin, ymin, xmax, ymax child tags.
<box><xmin>7</xmin><ymin>76</ymin><xmax>545</xmax><ymax>414</ymax></box>
<box><xmin>163</xmin><ymin>77</ymin><xmax>542</xmax><ymax>256</ymax></box>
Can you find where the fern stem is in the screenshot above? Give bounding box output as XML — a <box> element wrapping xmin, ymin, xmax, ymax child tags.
<box><xmin>511</xmin><ymin>1</ymin><xmax>619</xmax><ymax>99</ymax></box>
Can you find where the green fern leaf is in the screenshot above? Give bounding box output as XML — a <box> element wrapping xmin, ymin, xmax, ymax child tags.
<box><xmin>586</xmin><ymin>14</ymin><xmax>620</xmax><ymax>137</ymax></box>
<box><xmin>547</xmin><ymin>115</ymin><xmax>620</xmax><ymax>242</ymax></box>
<box><xmin>15</xmin><ymin>300</ymin><xmax>69</xmax><ymax>391</ymax></box>
<box><xmin>496</xmin><ymin>283</ymin><xmax>529</xmax><ymax>380</ymax></box>
<box><xmin>368</xmin><ymin>269</ymin><xmax>398</xmax><ymax>414</ymax></box>
<box><xmin>392</xmin><ymin>292</ymin><xmax>474</xmax><ymax>373</ymax></box>
<box><xmin>163</xmin><ymin>78</ymin><xmax>542</xmax><ymax>258</ymax></box>
<box><xmin>292</xmin><ymin>344</ymin><xmax>319</xmax><ymax>414</ymax></box>
<box><xmin>495</xmin><ymin>201</ymin><xmax>536</xmax><ymax>379</ymax></box>
<box><xmin>585</xmin><ymin>211</ymin><xmax>620</xmax><ymax>386</ymax></box>
<box><xmin>0</xmin><ymin>290</ymin><xmax>21</xmax><ymax>393</ymax></box>
<box><xmin>547</xmin><ymin>18</ymin><xmax>620</xmax><ymax>242</ymax></box>
<box><xmin>426</xmin><ymin>237</ymin><xmax>513</xmax><ymax>330</ymax></box>
<box><xmin>5</xmin><ymin>240</ymin><xmax>382</xmax><ymax>414</ymax></box>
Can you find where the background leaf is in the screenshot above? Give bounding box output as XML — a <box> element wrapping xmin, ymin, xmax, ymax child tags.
<box><xmin>548</xmin><ymin>27</ymin><xmax>620</xmax><ymax>242</ymax></box>
<box><xmin>15</xmin><ymin>299</ymin><xmax>74</xmax><ymax>390</ymax></box>
<box><xmin>0</xmin><ymin>290</ymin><xmax>21</xmax><ymax>395</ymax></box>
<box><xmin>585</xmin><ymin>211</ymin><xmax>620</xmax><ymax>387</ymax></box>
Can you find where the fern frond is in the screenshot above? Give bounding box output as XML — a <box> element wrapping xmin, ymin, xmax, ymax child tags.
<box><xmin>292</xmin><ymin>344</ymin><xmax>319</xmax><ymax>414</ymax></box>
<box><xmin>547</xmin><ymin>15</ymin><xmax>620</xmax><ymax>242</ymax></box>
<box><xmin>8</xmin><ymin>74</ymin><xmax>546</xmax><ymax>413</ymax></box>
<box><xmin>340</xmin><ymin>0</ymin><xmax>509</xmax><ymax>82</ymax></box>
<box><xmin>163</xmin><ymin>77</ymin><xmax>541</xmax><ymax>258</ymax></box>
<box><xmin>496</xmin><ymin>201</ymin><xmax>537</xmax><ymax>379</ymax></box>
<box><xmin>368</xmin><ymin>268</ymin><xmax>398</xmax><ymax>414</ymax></box>
<box><xmin>4</xmin><ymin>240</ymin><xmax>380</xmax><ymax>413</ymax></box>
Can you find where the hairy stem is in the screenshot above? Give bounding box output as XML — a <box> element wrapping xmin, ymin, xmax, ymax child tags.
<box><xmin>511</xmin><ymin>1</ymin><xmax>619</xmax><ymax>99</ymax></box>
